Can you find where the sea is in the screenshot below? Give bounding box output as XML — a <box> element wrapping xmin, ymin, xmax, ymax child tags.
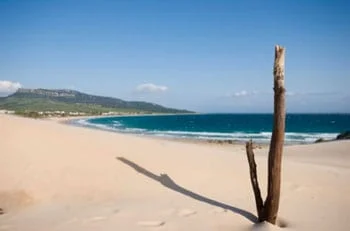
<box><xmin>74</xmin><ymin>114</ymin><xmax>350</xmax><ymax>144</ymax></box>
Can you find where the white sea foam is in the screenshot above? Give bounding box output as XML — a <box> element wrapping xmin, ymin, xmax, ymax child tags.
<box><xmin>73</xmin><ymin>119</ymin><xmax>338</xmax><ymax>144</ymax></box>
<box><xmin>112</xmin><ymin>121</ymin><xmax>122</xmax><ymax>127</ymax></box>
<box><xmin>124</xmin><ymin>128</ymin><xmax>147</xmax><ymax>132</ymax></box>
<box><xmin>75</xmin><ymin>119</ymin><xmax>118</xmax><ymax>131</ymax></box>
<box><xmin>76</xmin><ymin>119</ymin><xmax>90</xmax><ymax>126</ymax></box>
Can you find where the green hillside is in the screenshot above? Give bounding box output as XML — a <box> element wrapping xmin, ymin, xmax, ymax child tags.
<box><xmin>0</xmin><ymin>88</ymin><xmax>192</xmax><ymax>115</ymax></box>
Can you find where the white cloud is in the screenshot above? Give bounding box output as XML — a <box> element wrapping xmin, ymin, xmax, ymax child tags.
<box><xmin>228</xmin><ymin>90</ymin><xmax>260</xmax><ymax>97</ymax></box>
<box><xmin>136</xmin><ymin>83</ymin><xmax>168</xmax><ymax>93</ymax></box>
<box><xmin>227</xmin><ymin>90</ymin><xmax>335</xmax><ymax>98</ymax></box>
<box><xmin>234</xmin><ymin>90</ymin><xmax>248</xmax><ymax>97</ymax></box>
<box><xmin>286</xmin><ymin>91</ymin><xmax>340</xmax><ymax>97</ymax></box>
<box><xmin>0</xmin><ymin>80</ymin><xmax>22</xmax><ymax>96</ymax></box>
<box><xmin>286</xmin><ymin>91</ymin><xmax>296</xmax><ymax>96</ymax></box>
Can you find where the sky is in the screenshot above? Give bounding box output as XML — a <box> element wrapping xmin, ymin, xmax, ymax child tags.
<box><xmin>0</xmin><ymin>0</ymin><xmax>349</xmax><ymax>113</ymax></box>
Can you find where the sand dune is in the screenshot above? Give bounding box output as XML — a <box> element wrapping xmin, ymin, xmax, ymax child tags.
<box><xmin>1</xmin><ymin>114</ymin><xmax>349</xmax><ymax>230</ymax></box>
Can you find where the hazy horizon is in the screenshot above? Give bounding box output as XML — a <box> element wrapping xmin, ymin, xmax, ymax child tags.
<box><xmin>1</xmin><ymin>0</ymin><xmax>349</xmax><ymax>113</ymax></box>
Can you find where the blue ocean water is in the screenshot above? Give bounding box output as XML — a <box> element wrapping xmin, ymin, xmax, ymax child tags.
<box><xmin>76</xmin><ymin>114</ymin><xmax>350</xmax><ymax>144</ymax></box>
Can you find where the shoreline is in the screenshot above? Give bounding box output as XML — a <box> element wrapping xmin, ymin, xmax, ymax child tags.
<box><xmin>9</xmin><ymin>113</ymin><xmax>344</xmax><ymax>147</ymax></box>
<box><xmin>60</xmin><ymin>115</ymin><xmax>269</xmax><ymax>148</ymax></box>
<box><xmin>62</xmin><ymin>116</ymin><xmax>259</xmax><ymax>148</ymax></box>
<box><xmin>61</xmin><ymin>115</ymin><xmax>339</xmax><ymax>147</ymax></box>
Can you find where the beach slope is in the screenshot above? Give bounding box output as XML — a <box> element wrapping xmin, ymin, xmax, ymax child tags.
<box><xmin>1</xmin><ymin>115</ymin><xmax>349</xmax><ymax>230</ymax></box>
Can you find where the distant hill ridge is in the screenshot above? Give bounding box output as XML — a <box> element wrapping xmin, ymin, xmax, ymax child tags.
<box><xmin>17</xmin><ymin>88</ymin><xmax>77</xmax><ymax>97</ymax></box>
<box><xmin>0</xmin><ymin>88</ymin><xmax>192</xmax><ymax>114</ymax></box>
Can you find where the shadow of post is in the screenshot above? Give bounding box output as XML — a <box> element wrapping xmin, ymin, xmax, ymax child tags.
<box><xmin>116</xmin><ymin>157</ymin><xmax>257</xmax><ymax>223</ymax></box>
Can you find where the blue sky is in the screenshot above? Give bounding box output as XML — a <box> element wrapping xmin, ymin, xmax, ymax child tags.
<box><xmin>0</xmin><ymin>0</ymin><xmax>349</xmax><ymax>112</ymax></box>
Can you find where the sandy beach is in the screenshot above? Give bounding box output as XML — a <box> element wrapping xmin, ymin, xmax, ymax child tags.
<box><xmin>1</xmin><ymin>114</ymin><xmax>349</xmax><ymax>231</ymax></box>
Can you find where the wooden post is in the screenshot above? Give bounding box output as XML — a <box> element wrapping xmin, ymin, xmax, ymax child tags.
<box><xmin>245</xmin><ymin>141</ymin><xmax>264</xmax><ymax>221</ymax></box>
<box><xmin>264</xmin><ymin>45</ymin><xmax>286</xmax><ymax>224</ymax></box>
<box><xmin>245</xmin><ymin>45</ymin><xmax>286</xmax><ymax>224</ymax></box>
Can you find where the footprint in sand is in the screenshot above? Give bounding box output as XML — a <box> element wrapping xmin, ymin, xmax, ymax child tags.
<box><xmin>112</xmin><ymin>209</ymin><xmax>120</xmax><ymax>214</ymax></box>
<box><xmin>137</xmin><ymin>221</ymin><xmax>165</xmax><ymax>227</ymax></box>
<box><xmin>210</xmin><ymin>208</ymin><xmax>227</xmax><ymax>214</ymax></box>
<box><xmin>82</xmin><ymin>216</ymin><xmax>108</xmax><ymax>224</ymax></box>
<box><xmin>178</xmin><ymin>209</ymin><xmax>197</xmax><ymax>217</ymax></box>
<box><xmin>288</xmin><ymin>183</ymin><xmax>303</xmax><ymax>192</ymax></box>
<box><xmin>90</xmin><ymin>216</ymin><xmax>108</xmax><ymax>222</ymax></box>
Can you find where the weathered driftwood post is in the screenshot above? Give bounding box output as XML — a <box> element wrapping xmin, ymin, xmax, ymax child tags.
<box><xmin>246</xmin><ymin>141</ymin><xmax>264</xmax><ymax>220</ymax></box>
<box><xmin>246</xmin><ymin>45</ymin><xmax>286</xmax><ymax>224</ymax></box>
<box><xmin>265</xmin><ymin>44</ymin><xmax>286</xmax><ymax>224</ymax></box>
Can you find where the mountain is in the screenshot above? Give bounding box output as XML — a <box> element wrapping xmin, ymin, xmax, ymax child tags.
<box><xmin>0</xmin><ymin>88</ymin><xmax>193</xmax><ymax>114</ymax></box>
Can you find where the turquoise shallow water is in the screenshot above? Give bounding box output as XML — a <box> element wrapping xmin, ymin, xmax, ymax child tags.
<box><xmin>75</xmin><ymin>114</ymin><xmax>350</xmax><ymax>144</ymax></box>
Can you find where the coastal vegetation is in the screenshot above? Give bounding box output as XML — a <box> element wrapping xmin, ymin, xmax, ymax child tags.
<box><xmin>0</xmin><ymin>88</ymin><xmax>192</xmax><ymax>117</ymax></box>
